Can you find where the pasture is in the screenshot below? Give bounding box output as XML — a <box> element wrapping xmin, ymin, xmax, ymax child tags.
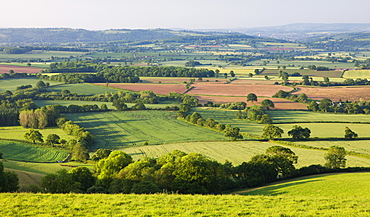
<box><xmin>93</xmin><ymin>83</ymin><xmax>188</xmax><ymax>95</ymax></box>
<box><xmin>293</xmin><ymin>86</ymin><xmax>370</xmax><ymax>101</ymax></box>
<box><xmin>0</xmin><ymin>64</ymin><xmax>41</xmax><ymax>74</ymax></box>
<box><xmin>294</xmin><ymin>140</ymin><xmax>370</xmax><ymax>155</ymax></box>
<box><xmin>46</xmin><ymin>83</ymin><xmax>119</xmax><ymax>95</ymax></box>
<box><xmin>0</xmin><ymin>140</ymin><xmax>69</xmax><ymax>162</ymax></box>
<box><xmin>65</xmin><ymin>110</ymin><xmax>226</xmax><ymax>149</ymax></box>
<box><xmin>0</xmin><ymin>50</ymin><xmax>86</xmax><ymax>61</ymax></box>
<box><xmin>240</xmin><ymin>172</ymin><xmax>370</xmax><ymax>197</ymax></box>
<box><xmin>122</xmin><ymin>140</ymin><xmax>370</xmax><ymax>168</ymax></box>
<box><xmin>1</xmin><ymin>193</ymin><xmax>369</xmax><ymax>216</ymax></box>
<box><xmin>343</xmin><ymin>70</ymin><xmax>370</xmax><ymax>78</ymax></box>
<box><xmin>0</xmin><ymin>77</ymin><xmax>59</xmax><ymax>92</ymax></box>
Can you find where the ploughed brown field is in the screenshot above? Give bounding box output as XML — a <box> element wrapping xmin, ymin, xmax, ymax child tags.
<box><xmin>140</xmin><ymin>78</ymin><xmax>229</xmax><ymax>84</ymax></box>
<box><xmin>294</xmin><ymin>86</ymin><xmax>370</xmax><ymax>102</ymax></box>
<box><xmin>187</xmin><ymin>83</ymin><xmax>292</xmax><ymax>97</ymax></box>
<box><xmin>93</xmin><ymin>83</ymin><xmax>188</xmax><ymax>95</ymax></box>
<box><xmin>194</xmin><ymin>95</ymin><xmax>307</xmax><ymax>110</ymax></box>
<box><xmin>0</xmin><ymin>65</ymin><xmax>41</xmax><ymax>74</ymax></box>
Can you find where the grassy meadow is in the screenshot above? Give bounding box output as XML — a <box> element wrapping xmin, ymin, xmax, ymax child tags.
<box><xmin>46</xmin><ymin>83</ymin><xmax>119</xmax><ymax>95</ymax></box>
<box><xmin>239</xmin><ymin>172</ymin><xmax>370</xmax><ymax>197</ymax></box>
<box><xmin>0</xmin><ymin>126</ymin><xmax>75</xmax><ymax>142</ymax></box>
<box><xmin>0</xmin><ymin>140</ymin><xmax>69</xmax><ymax>162</ymax></box>
<box><xmin>343</xmin><ymin>70</ymin><xmax>370</xmax><ymax>78</ymax></box>
<box><xmin>0</xmin><ymin>193</ymin><xmax>369</xmax><ymax>216</ymax></box>
<box><xmin>65</xmin><ymin>110</ymin><xmax>226</xmax><ymax>149</ymax></box>
<box><xmin>122</xmin><ymin>140</ymin><xmax>370</xmax><ymax>168</ymax></box>
<box><xmin>0</xmin><ymin>77</ymin><xmax>60</xmax><ymax>92</ymax></box>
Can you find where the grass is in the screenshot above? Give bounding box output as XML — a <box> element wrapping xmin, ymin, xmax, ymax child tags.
<box><xmin>65</xmin><ymin>110</ymin><xmax>226</xmax><ymax>149</ymax></box>
<box><xmin>0</xmin><ymin>50</ymin><xmax>86</xmax><ymax>61</ymax></box>
<box><xmin>46</xmin><ymin>83</ymin><xmax>119</xmax><ymax>95</ymax></box>
<box><xmin>0</xmin><ymin>193</ymin><xmax>369</xmax><ymax>216</ymax></box>
<box><xmin>294</xmin><ymin>140</ymin><xmax>370</xmax><ymax>155</ymax></box>
<box><xmin>0</xmin><ymin>126</ymin><xmax>75</xmax><ymax>143</ymax></box>
<box><xmin>122</xmin><ymin>140</ymin><xmax>370</xmax><ymax>168</ymax></box>
<box><xmin>0</xmin><ymin>77</ymin><xmax>60</xmax><ymax>92</ymax></box>
<box><xmin>239</xmin><ymin>172</ymin><xmax>370</xmax><ymax>197</ymax></box>
<box><xmin>343</xmin><ymin>70</ymin><xmax>370</xmax><ymax>78</ymax></box>
<box><xmin>0</xmin><ymin>140</ymin><xmax>69</xmax><ymax>162</ymax></box>
<box><xmin>267</xmin><ymin>110</ymin><xmax>370</xmax><ymax>123</ymax></box>
<box><xmin>2</xmin><ymin>160</ymin><xmax>94</xmax><ymax>175</ymax></box>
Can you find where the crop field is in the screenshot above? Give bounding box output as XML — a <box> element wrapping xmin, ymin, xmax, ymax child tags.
<box><xmin>0</xmin><ymin>64</ymin><xmax>41</xmax><ymax>74</ymax></box>
<box><xmin>1</xmin><ymin>193</ymin><xmax>369</xmax><ymax>216</ymax></box>
<box><xmin>122</xmin><ymin>140</ymin><xmax>370</xmax><ymax>167</ymax></box>
<box><xmin>194</xmin><ymin>96</ymin><xmax>308</xmax><ymax>110</ymax></box>
<box><xmin>5</xmin><ymin>168</ymin><xmax>43</xmax><ymax>189</ymax></box>
<box><xmin>0</xmin><ymin>140</ymin><xmax>69</xmax><ymax>162</ymax></box>
<box><xmin>230</xmin><ymin>78</ymin><xmax>278</xmax><ymax>84</ymax></box>
<box><xmin>93</xmin><ymin>83</ymin><xmax>188</xmax><ymax>95</ymax></box>
<box><xmin>240</xmin><ymin>173</ymin><xmax>370</xmax><ymax>197</ymax></box>
<box><xmin>0</xmin><ymin>62</ymin><xmax>50</xmax><ymax>68</ymax></box>
<box><xmin>187</xmin><ymin>83</ymin><xmax>292</xmax><ymax>97</ymax></box>
<box><xmin>140</xmin><ymin>77</ymin><xmax>229</xmax><ymax>84</ymax></box>
<box><xmin>343</xmin><ymin>70</ymin><xmax>370</xmax><ymax>78</ymax></box>
<box><xmin>2</xmin><ymin>160</ymin><xmax>94</xmax><ymax>175</ymax></box>
<box><xmin>293</xmin><ymin>86</ymin><xmax>370</xmax><ymax>101</ymax></box>
<box><xmin>261</xmin><ymin>69</ymin><xmax>344</xmax><ymax>78</ymax></box>
<box><xmin>267</xmin><ymin>110</ymin><xmax>370</xmax><ymax>123</ymax></box>
<box><xmin>0</xmin><ymin>126</ymin><xmax>75</xmax><ymax>142</ymax></box>
<box><xmin>0</xmin><ymin>78</ymin><xmax>60</xmax><ymax>92</ymax></box>
<box><xmin>65</xmin><ymin>110</ymin><xmax>226</xmax><ymax>149</ymax></box>
<box><xmin>34</xmin><ymin>100</ymin><xmax>179</xmax><ymax>109</ymax></box>
<box><xmin>294</xmin><ymin>140</ymin><xmax>370</xmax><ymax>155</ymax></box>
<box><xmin>46</xmin><ymin>83</ymin><xmax>119</xmax><ymax>95</ymax></box>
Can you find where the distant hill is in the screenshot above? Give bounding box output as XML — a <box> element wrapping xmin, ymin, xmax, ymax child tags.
<box><xmin>196</xmin><ymin>23</ymin><xmax>370</xmax><ymax>41</ymax></box>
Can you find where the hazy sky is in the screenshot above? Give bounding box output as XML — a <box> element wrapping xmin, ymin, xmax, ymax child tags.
<box><xmin>1</xmin><ymin>0</ymin><xmax>369</xmax><ymax>30</ymax></box>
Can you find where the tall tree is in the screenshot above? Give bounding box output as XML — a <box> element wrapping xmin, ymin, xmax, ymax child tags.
<box><xmin>24</xmin><ymin>130</ymin><xmax>43</xmax><ymax>144</ymax></box>
<box><xmin>261</xmin><ymin>124</ymin><xmax>284</xmax><ymax>140</ymax></box>
<box><xmin>288</xmin><ymin>125</ymin><xmax>311</xmax><ymax>140</ymax></box>
<box><xmin>324</xmin><ymin>146</ymin><xmax>347</xmax><ymax>169</ymax></box>
<box><xmin>261</xmin><ymin>99</ymin><xmax>275</xmax><ymax>110</ymax></box>
<box><xmin>246</xmin><ymin>93</ymin><xmax>258</xmax><ymax>102</ymax></box>
<box><xmin>344</xmin><ymin>126</ymin><xmax>358</xmax><ymax>139</ymax></box>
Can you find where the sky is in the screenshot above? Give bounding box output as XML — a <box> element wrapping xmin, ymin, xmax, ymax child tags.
<box><xmin>1</xmin><ymin>0</ymin><xmax>369</xmax><ymax>30</ymax></box>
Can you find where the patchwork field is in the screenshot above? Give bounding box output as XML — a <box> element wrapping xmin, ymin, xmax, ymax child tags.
<box><xmin>187</xmin><ymin>83</ymin><xmax>292</xmax><ymax>97</ymax></box>
<box><xmin>122</xmin><ymin>140</ymin><xmax>370</xmax><ymax>168</ymax></box>
<box><xmin>0</xmin><ymin>65</ymin><xmax>41</xmax><ymax>74</ymax></box>
<box><xmin>93</xmin><ymin>83</ymin><xmax>188</xmax><ymax>95</ymax></box>
<box><xmin>65</xmin><ymin>110</ymin><xmax>226</xmax><ymax>149</ymax></box>
<box><xmin>195</xmin><ymin>96</ymin><xmax>308</xmax><ymax>110</ymax></box>
<box><xmin>0</xmin><ymin>140</ymin><xmax>69</xmax><ymax>162</ymax></box>
<box><xmin>240</xmin><ymin>173</ymin><xmax>370</xmax><ymax>197</ymax></box>
<box><xmin>1</xmin><ymin>193</ymin><xmax>369</xmax><ymax>216</ymax></box>
<box><xmin>0</xmin><ymin>77</ymin><xmax>59</xmax><ymax>92</ymax></box>
<box><xmin>46</xmin><ymin>83</ymin><xmax>119</xmax><ymax>95</ymax></box>
<box><xmin>343</xmin><ymin>70</ymin><xmax>370</xmax><ymax>78</ymax></box>
<box><xmin>293</xmin><ymin>86</ymin><xmax>370</xmax><ymax>101</ymax></box>
<box><xmin>261</xmin><ymin>69</ymin><xmax>343</xmax><ymax>78</ymax></box>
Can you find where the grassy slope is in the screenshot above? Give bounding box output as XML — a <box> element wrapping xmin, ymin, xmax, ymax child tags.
<box><xmin>238</xmin><ymin>172</ymin><xmax>370</xmax><ymax>197</ymax></box>
<box><xmin>0</xmin><ymin>193</ymin><xmax>368</xmax><ymax>216</ymax></box>
<box><xmin>122</xmin><ymin>141</ymin><xmax>370</xmax><ymax>168</ymax></box>
<box><xmin>65</xmin><ymin>110</ymin><xmax>226</xmax><ymax>149</ymax></box>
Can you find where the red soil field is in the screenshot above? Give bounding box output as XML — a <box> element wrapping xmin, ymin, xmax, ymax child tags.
<box><xmin>94</xmin><ymin>83</ymin><xmax>188</xmax><ymax>95</ymax></box>
<box><xmin>230</xmin><ymin>79</ymin><xmax>277</xmax><ymax>85</ymax></box>
<box><xmin>194</xmin><ymin>96</ymin><xmax>307</xmax><ymax>110</ymax></box>
<box><xmin>294</xmin><ymin>86</ymin><xmax>370</xmax><ymax>102</ymax></box>
<box><xmin>187</xmin><ymin>83</ymin><xmax>292</xmax><ymax>97</ymax></box>
<box><xmin>0</xmin><ymin>65</ymin><xmax>41</xmax><ymax>74</ymax></box>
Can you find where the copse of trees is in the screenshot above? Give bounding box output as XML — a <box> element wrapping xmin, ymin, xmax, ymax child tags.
<box><xmin>0</xmin><ymin>161</ymin><xmax>19</xmax><ymax>192</ymax></box>
<box><xmin>235</xmin><ymin>105</ymin><xmax>272</xmax><ymax>124</ymax></box>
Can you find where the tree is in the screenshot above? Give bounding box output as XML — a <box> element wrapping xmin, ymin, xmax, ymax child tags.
<box><xmin>319</xmin><ymin>98</ymin><xmax>332</xmax><ymax>112</ymax></box>
<box><xmin>68</xmin><ymin>167</ymin><xmax>96</xmax><ymax>192</ymax></box>
<box><xmin>95</xmin><ymin>151</ymin><xmax>133</xmax><ymax>180</ymax></box>
<box><xmin>24</xmin><ymin>130</ymin><xmax>43</xmax><ymax>144</ymax></box>
<box><xmin>132</xmin><ymin>102</ymin><xmax>146</xmax><ymax>110</ymax></box>
<box><xmin>46</xmin><ymin>134</ymin><xmax>60</xmax><ymax>145</ymax></box>
<box><xmin>41</xmin><ymin>169</ymin><xmax>79</xmax><ymax>193</ymax></box>
<box><xmin>224</xmin><ymin>125</ymin><xmax>243</xmax><ymax>140</ymax></box>
<box><xmin>36</xmin><ymin>80</ymin><xmax>46</xmax><ymax>89</ymax></box>
<box><xmin>261</xmin><ymin>99</ymin><xmax>274</xmax><ymax>110</ymax></box>
<box><xmin>91</xmin><ymin>149</ymin><xmax>112</xmax><ymax>161</ymax></box>
<box><xmin>0</xmin><ymin>161</ymin><xmax>19</xmax><ymax>192</ymax></box>
<box><xmin>261</xmin><ymin>124</ymin><xmax>284</xmax><ymax>140</ymax></box>
<box><xmin>112</xmin><ymin>99</ymin><xmax>128</xmax><ymax>111</ymax></box>
<box><xmin>229</xmin><ymin>70</ymin><xmax>235</xmax><ymax>77</ymax></box>
<box><xmin>246</xmin><ymin>93</ymin><xmax>258</xmax><ymax>102</ymax></box>
<box><xmin>287</xmin><ymin>125</ymin><xmax>311</xmax><ymax>140</ymax></box>
<box><xmin>259</xmin><ymin>114</ymin><xmax>272</xmax><ymax>124</ymax></box>
<box><xmin>324</xmin><ymin>146</ymin><xmax>346</xmax><ymax>169</ymax></box>
<box><xmin>72</xmin><ymin>142</ymin><xmax>89</xmax><ymax>162</ymax></box>
<box><xmin>344</xmin><ymin>127</ymin><xmax>358</xmax><ymax>139</ymax></box>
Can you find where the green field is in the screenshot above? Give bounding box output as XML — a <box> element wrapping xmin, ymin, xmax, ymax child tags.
<box><xmin>0</xmin><ymin>78</ymin><xmax>60</xmax><ymax>92</ymax></box>
<box><xmin>0</xmin><ymin>140</ymin><xmax>69</xmax><ymax>162</ymax></box>
<box><xmin>65</xmin><ymin>110</ymin><xmax>226</xmax><ymax>149</ymax></box>
<box><xmin>122</xmin><ymin>140</ymin><xmax>370</xmax><ymax>168</ymax></box>
<box><xmin>46</xmin><ymin>83</ymin><xmax>119</xmax><ymax>95</ymax></box>
<box><xmin>267</xmin><ymin>110</ymin><xmax>370</xmax><ymax>123</ymax></box>
<box><xmin>240</xmin><ymin>173</ymin><xmax>370</xmax><ymax>197</ymax></box>
<box><xmin>0</xmin><ymin>193</ymin><xmax>369</xmax><ymax>216</ymax></box>
<box><xmin>343</xmin><ymin>70</ymin><xmax>370</xmax><ymax>78</ymax></box>
<box><xmin>0</xmin><ymin>50</ymin><xmax>86</xmax><ymax>61</ymax></box>
<box><xmin>34</xmin><ymin>100</ymin><xmax>179</xmax><ymax>109</ymax></box>
<box><xmin>0</xmin><ymin>126</ymin><xmax>75</xmax><ymax>143</ymax></box>
<box><xmin>294</xmin><ymin>140</ymin><xmax>370</xmax><ymax>155</ymax></box>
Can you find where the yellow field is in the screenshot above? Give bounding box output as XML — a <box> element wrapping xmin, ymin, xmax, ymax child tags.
<box><xmin>343</xmin><ymin>70</ymin><xmax>370</xmax><ymax>78</ymax></box>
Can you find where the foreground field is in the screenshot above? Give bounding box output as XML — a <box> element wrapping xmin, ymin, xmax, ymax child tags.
<box><xmin>239</xmin><ymin>173</ymin><xmax>370</xmax><ymax>197</ymax></box>
<box><xmin>65</xmin><ymin>110</ymin><xmax>226</xmax><ymax>149</ymax></box>
<box><xmin>122</xmin><ymin>141</ymin><xmax>370</xmax><ymax>167</ymax></box>
<box><xmin>1</xmin><ymin>193</ymin><xmax>369</xmax><ymax>216</ymax></box>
